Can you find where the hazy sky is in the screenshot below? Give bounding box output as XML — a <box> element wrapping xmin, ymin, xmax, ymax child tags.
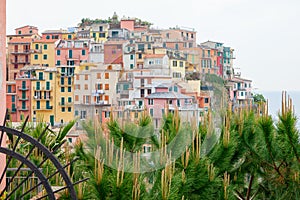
<box><xmin>6</xmin><ymin>0</ymin><xmax>300</xmax><ymax>91</ymax></box>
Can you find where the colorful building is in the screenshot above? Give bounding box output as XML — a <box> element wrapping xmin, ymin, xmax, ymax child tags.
<box><xmin>145</xmin><ymin>84</ymin><xmax>200</xmax><ymax>130</ymax></box>
<box><xmin>31</xmin><ymin>38</ymin><xmax>59</xmax><ymax>67</ymax></box>
<box><xmin>55</xmin><ymin>39</ymin><xmax>90</xmax><ymax>66</ymax></box>
<box><xmin>6</xmin><ymin>25</ymin><xmax>39</xmax><ymax>81</ymax></box>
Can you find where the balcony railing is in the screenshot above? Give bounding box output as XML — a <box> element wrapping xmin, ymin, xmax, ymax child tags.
<box><xmin>11</xmin><ymin>49</ymin><xmax>31</xmax><ymax>54</ymax></box>
<box><xmin>18</xmin><ymin>107</ymin><xmax>29</xmax><ymax>111</ymax></box>
<box><xmin>32</xmin><ymin>106</ymin><xmax>53</xmax><ymax>110</ymax></box>
<box><xmin>18</xmin><ymin>96</ymin><xmax>29</xmax><ymax>101</ymax></box>
<box><xmin>11</xmin><ymin>59</ymin><xmax>30</xmax><ymax>64</ymax></box>
<box><xmin>33</xmin><ymin>96</ymin><xmax>52</xmax><ymax>100</ymax></box>
<box><xmin>17</xmin><ymin>86</ymin><xmax>29</xmax><ymax>91</ymax></box>
<box><xmin>59</xmin><ymin>102</ymin><xmax>73</xmax><ymax>106</ymax></box>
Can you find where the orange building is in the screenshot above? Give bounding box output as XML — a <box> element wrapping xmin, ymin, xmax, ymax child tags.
<box><xmin>6</xmin><ymin>25</ymin><xmax>39</xmax><ymax>81</ymax></box>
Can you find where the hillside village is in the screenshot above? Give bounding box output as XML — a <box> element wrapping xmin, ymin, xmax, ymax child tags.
<box><xmin>5</xmin><ymin>13</ymin><xmax>253</xmax><ymax>139</ymax></box>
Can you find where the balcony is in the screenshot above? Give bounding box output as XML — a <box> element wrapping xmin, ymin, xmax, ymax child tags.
<box><xmin>18</xmin><ymin>96</ymin><xmax>29</xmax><ymax>101</ymax></box>
<box><xmin>59</xmin><ymin>102</ymin><xmax>73</xmax><ymax>106</ymax></box>
<box><xmin>17</xmin><ymin>86</ymin><xmax>29</xmax><ymax>91</ymax></box>
<box><xmin>65</xmin><ymin>55</ymin><xmax>81</xmax><ymax>60</ymax></box>
<box><xmin>33</xmin><ymin>106</ymin><xmax>53</xmax><ymax>111</ymax></box>
<box><xmin>18</xmin><ymin>107</ymin><xmax>29</xmax><ymax>111</ymax></box>
<box><xmin>42</xmin><ymin>86</ymin><xmax>53</xmax><ymax>91</ymax></box>
<box><xmin>11</xmin><ymin>50</ymin><xmax>31</xmax><ymax>54</ymax></box>
<box><xmin>33</xmin><ymin>96</ymin><xmax>52</xmax><ymax>101</ymax></box>
<box><xmin>92</xmin><ymin>90</ymin><xmax>105</xmax><ymax>96</ymax></box>
<box><xmin>11</xmin><ymin>59</ymin><xmax>30</xmax><ymax>64</ymax></box>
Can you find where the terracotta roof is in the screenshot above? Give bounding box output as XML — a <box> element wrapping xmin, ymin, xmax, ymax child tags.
<box><xmin>144</xmin><ymin>54</ymin><xmax>166</xmax><ymax>59</ymax></box>
<box><xmin>8</xmin><ymin>38</ymin><xmax>33</xmax><ymax>44</ymax></box>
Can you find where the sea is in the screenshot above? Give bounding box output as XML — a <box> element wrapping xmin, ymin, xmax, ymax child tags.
<box><xmin>259</xmin><ymin>91</ymin><xmax>300</xmax><ymax>129</ymax></box>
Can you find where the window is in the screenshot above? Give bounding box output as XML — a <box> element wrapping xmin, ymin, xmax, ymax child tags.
<box><xmin>68</xmin><ymin>77</ymin><xmax>72</xmax><ymax>85</ymax></box>
<box><xmin>80</xmin><ymin>110</ymin><xmax>87</xmax><ymax>119</ymax></box>
<box><xmin>85</xmin><ymin>66</ymin><xmax>89</xmax><ymax>70</ymax></box>
<box><xmin>49</xmin><ymin>73</ymin><xmax>53</xmax><ymax>80</ymax></box>
<box><xmin>99</xmin><ymin>33</ymin><xmax>105</xmax><ymax>38</ymax></box>
<box><xmin>175</xmin><ymin>43</ymin><xmax>179</xmax><ymax>50</ymax></box>
<box><xmin>205</xmin><ymin>98</ymin><xmax>209</xmax><ymax>103</ymax></box>
<box><xmin>130</xmin><ymin>54</ymin><xmax>134</xmax><ymax>60</ymax></box>
<box><xmin>61</xmin><ymin>87</ymin><xmax>65</xmax><ymax>92</ymax></box>
<box><xmin>130</xmin><ymin>64</ymin><xmax>134</xmax><ymax>69</ymax></box>
<box><xmin>93</xmin><ymin>32</ymin><xmax>96</xmax><ymax>38</ymax></box>
<box><xmin>68</xmin><ymin>87</ymin><xmax>71</xmax><ymax>92</ymax></box>
<box><xmin>148</xmin><ymin>99</ymin><xmax>154</xmax><ymax>105</ymax></box>
<box><xmin>61</xmin><ymin>97</ymin><xmax>65</xmax><ymax>105</ymax></box>
<box><xmin>177</xmin><ymin>99</ymin><xmax>181</xmax><ymax>107</ymax></box>
<box><xmin>38</xmin><ymin>72</ymin><xmax>43</xmax><ymax>80</ymax></box>
<box><xmin>138</xmin><ymin>54</ymin><xmax>142</xmax><ymax>59</ymax></box>
<box><xmin>85</xmin><ymin>75</ymin><xmax>88</xmax><ymax>80</ymax></box>
<box><xmin>148</xmin><ymin>44</ymin><xmax>151</xmax><ymax>50</ymax></box>
<box><xmin>36</xmin><ymin>82</ymin><xmax>40</xmax><ymax>90</ymax></box>
<box><xmin>11</xmin><ymin>96</ymin><xmax>15</xmax><ymax>102</ymax></box>
<box><xmin>35</xmin><ymin>44</ymin><xmax>39</xmax><ymax>50</ymax></box>
<box><xmin>97</xmin><ymin>73</ymin><xmax>101</xmax><ymax>79</ymax></box>
<box><xmin>36</xmin><ymin>101</ymin><xmax>40</xmax><ymax>109</ymax></box>
<box><xmin>208</xmin><ymin>50</ymin><xmax>211</xmax><ymax>57</ymax></box>
<box><xmin>43</xmin><ymin>54</ymin><xmax>47</xmax><ymax>60</ymax></box>
<box><xmin>57</xmin><ymin>60</ymin><xmax>61</xmax><ymax>66</ymax></box>
<box><xmin>174</xmin><ymin>86</ymin><xmax>178</xmax><ymax>92</ymax></box>
<box><xmin>68</xmin><ymin>107</ymin><xmax>72</xmax><ymax>112</ymax></box>
<box><xmin>105</xmin><ymin>84</ymin><xmax>109</xmax><ymax>90</ymax></box>
<box><xmin>46</xmin><ymin>82</ymin><xmax>50</xmax><ymax>90</ymax></box>
<box><xmin>46</xmin><ymin>35</ymin><xmax>50</xmax><ymax>39</ymax></box>
<box><xmin>18</xmin><ymin>30</ymin><xmax>21</xmax><ymax>34</ymax></box>
<box><xmin>179</xmin><ymin>61</ymin><xmax>184</xmax><ymax>67</ymax></box>
<box><xmin>82</xmin><ymin>49</ymin><xmax>86</xmax><ymax>55</ymax></box>
<box><xmin>7</xmin><ymin>85</ymin><xmax>12</xmax><ymax>93</ymax></box>
<box><xmin>84</xmin><ymin>84</ymin><xmax>88</xmax><ymax>90</ymax></box>
<box><xmin>46</xmin><ymin>101</ymin><xmax>50</xmax><ymax>109</ymax></box>
<box><xmin>105</xmin><ymin>95</ymin><xmax>109</xmax><ymax>101</ymax></box>
<box><xmin>75</xmin><ymin>95</ymin><xmax>79</xmax><ymax>101</ymax></box>
<box><xmin>150</xmin><ymin>108</ymin><xmax>153</xmax><ymax>117</ymax></box>
<box><xmin>57</xmin><ymin>50</ymin><xmax>61</xmax><ymax>55</ymax></box>
<box><xmin>75</xmin><ymin>110</ymin><xmax>79</xmax><ymax>116</ymax></box>
<box><xmin>68</xmin><ymin>50</ymin><xmax>73</xmax><ymax>58</ymax></box>
<box><xmin>60</xmin><ymin>77</ymin><xmax>64</xmax><ymax>85</ymax></box>
<box><xmin>61</xmin><ymin>107</ymin><xmax>65</xmax><ymax>112</ymax></box>
<box><xmin>68</xmin><ymin>97</ymin><xmax>72</xmax><ymax>102</ymax></box>
<box><xmin>105</xmin><ymin>73</ymin><xmax>109</xmax><ymax>79</ymax></box>
<box><xmin>173</xmin><ymin>61</ymin><xmax>177</xmax><ymax>67</ymax></box>
<box><xmin>44</xmin><ymin>44</ymin><xmax>47</xmax><ymax>50</ymax></box>
<box><xmin>34</xmin><ymin>55</ymin><xmax>38</xmax><ymax>60</ymax></box>
<box><xmin>168</xmin><ymin>100</ymin><xmax>172</xmax><ymax>105</ymax></box>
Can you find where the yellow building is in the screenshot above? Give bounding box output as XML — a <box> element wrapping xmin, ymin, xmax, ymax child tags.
<box><xmin>30</xmin><ymin>66</ymin><xmax>57</xmax><ymax>125</ymax></box>
<box><xmin>62</xmin><ymin>32</ymin><xmax>76</xmax><ymax>40</ymax></box>
<box><xmin>29</xmin><ymin>65</ymin><xmax>75</xmax><ymax>126</ymax></box>
<box><xmin>55</xmin><ymin>65</ymin><xmax>75</xmax><ymax>125</ymax></box>
<box><xmin>90</xmin><ymin>23</ymin><xmax>109</xmax><ymax>43</ymax></box>
<box><xmin>169</xmin><ymin>57</ymin><xmax>186</xmax><ymax>80</ymax></box>
<box><xmin>31</xmin><ymin>39</ymin><xmax>58</xmax><ymax>67</ymax></box>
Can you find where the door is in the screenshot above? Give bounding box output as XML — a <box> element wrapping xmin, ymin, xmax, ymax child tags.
<box><xmin>50</xmin><ymin>115</ymin><xmax>54</xmax><ymax>126</ymax></box>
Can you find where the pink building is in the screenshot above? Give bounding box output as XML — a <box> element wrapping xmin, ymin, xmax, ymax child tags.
<box><xmin>120</xmin><ymin>19</ymin><xmax>135</xmax><ymax>32</ymax></box>
<box><xmin>104</xmin><ymin>40</ymin><xmax>128</xmax><ymax>64</ymax></box>
<box><xmin>55</xmin><ymin>40</ymin><xmax>90</xmax><ymax>66</ymax></box>
<box><xmin>145</xmin><ymin>84</ymin><xmax>199</xmax><ymax>129</ymax></box>
<box><xmin>0</xmin><ymin>0</ymin><xmax>6</xmax><ymax>191</ymax></box>
<box><xmin>15</xmin><ymin>25</ymin><xmax>39</xmax><ymax>35</ymax></box>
